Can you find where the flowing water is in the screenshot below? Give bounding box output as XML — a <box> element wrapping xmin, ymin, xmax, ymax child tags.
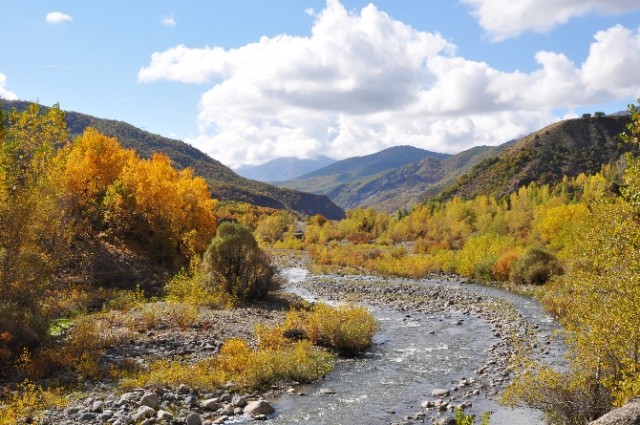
<box><xmin>258</xmin><ymin>268</ymin><xmax>563</xmax><ymax>425</ymax></box>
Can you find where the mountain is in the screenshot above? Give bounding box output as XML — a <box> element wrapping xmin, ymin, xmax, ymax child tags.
<box><xmin>236</xmin><ymin>156</ymin><xmax>336</xmax><ymax>182</ymax></box>
<box><xmin>434</xmin><ymin>114</ymin><xmax>633</xmax><ymax>201</ymax></box>
<box><xmin>280</xmin><ymin>114</ymin><xmax>633</xmax><ymax>213</ymax></box>
<box><xmin>326</xmin><ymin>144</ymin><xmax>508</xmax><ymax>212</ymax></box>
<box><xmin>281</xmin><ymin>145</ymin><xmax>449</xmax><ymax>195</ymax></box>
<box><xmin>2</xmin><ymin>100</ymin><xmax>345</xmax><ymax>219</ymax></box>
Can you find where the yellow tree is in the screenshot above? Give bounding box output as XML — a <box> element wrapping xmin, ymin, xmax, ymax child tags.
<box><xmin>0</xmin><ymin>103</ymin><xmax>71</xmax><ymax>363</ymax></box>
<box><xmin>57</xmin><ymin>127</ymin><xmax>135</xmax><ymax>225</ymax></box>
<box><xmin>105</xmin><ymin>153</ymin><xmax>217</xmax><ymax>262</ymax></box>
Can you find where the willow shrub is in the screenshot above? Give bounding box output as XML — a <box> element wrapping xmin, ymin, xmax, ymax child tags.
<box><xmin>120</xmin><ymin>338</ymin><xmax>333</xmax><ymax>391</ymax></box>
<box><xmin>257</xmin><ymin>303</ymin><xmax>378</xmax><ymax>357</ymax></box>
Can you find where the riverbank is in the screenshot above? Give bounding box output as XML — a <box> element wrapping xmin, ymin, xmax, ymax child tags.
<box><xmin>279</xmin><ymin>266</ymin><xmax>559</xmax><ymax>424</ymax></box>
<box><xmin>24</xmin><ymin>252</ymin><xmax>558</xmax><ymax>425</ymax></box>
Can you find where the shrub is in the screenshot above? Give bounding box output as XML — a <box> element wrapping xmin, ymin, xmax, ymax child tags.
<box><xmin>260</xmin><ymin>303</ymin><xmax>379</xmax><ymax>357</ymax></box>
<box><xmin>510</xmin><ymin>248</ymin><xmax>563</xmax><ymax>285</ymax></box>
<box><xmin>165</xmin><ymin>268</ymin><xmax>224</xmax><ymax>307</ymax></box>
<box><xmin>491</xmin><ymin>249</ymin><xmax>522</xmax><ymax>281</ymax></box>
<box><xmin>120</xmin><ymin>337</ymin><xmax>333</xmax><ymax>391</ymax></box>
<box><xmin>202</xmin><ymin>222</ymin><xmax>280</xmax><ymax>302</ymax></box>
<box><xmin>502</xmin><ymin>362</ymin><xmax>611</xmax><ymax>425</ymax></box>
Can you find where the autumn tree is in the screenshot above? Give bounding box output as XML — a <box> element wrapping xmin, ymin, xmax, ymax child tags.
<box><xmin>0</xmin><ymin>103</ymin><xmax>71</xmax><ymax>364</ymax></box>
<box><xmin>104</xmin><ymin>153</ymin><xmax>217</xmax><ymax>263</ymax></box>
<box><xmin>57</xmin><ymin>127</ymin><xmax>134</xmax><ymax>226</ymax></box>
<box><xmin>505</xmin><ymin>99</ymin><xmax>640</xmax><ymax>422</ymax></box>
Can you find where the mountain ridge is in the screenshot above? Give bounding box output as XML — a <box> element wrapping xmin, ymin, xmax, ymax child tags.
<box><xmin>236</xmin><ymin>156</ymin><xmax>336</xmax><ymax>183</ymax></box>
<box><xmin>1</xmin><ymin>100</ymin><xmax>345</xmax><ymax>219</ymax></box>
<box><xmin>281</xmin><ymin>145</ymin><xmax>449</xmax><ymax>196</ymax></box>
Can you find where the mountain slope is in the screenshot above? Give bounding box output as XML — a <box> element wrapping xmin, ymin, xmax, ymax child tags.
<box><xmin>236</xmin><ymin>156</ymin><xmax>336</xmax><ymax>182</ymax></box>
<box><xmin>327</xmin><ymin>144</ymin><xmax>507</xmax><ymax>211</ymax></box>
<box><xmin>435</xmin><ymin>115</ymin><xmax>633</xmax><ymax>201</ymax></box>
<box><xmin>3</xmin><ymin>100</ymin><xmax>345</xmax><ymax>219</ymax></box>
<box><xmin>282</xmin><ymin>145</ymin><xmax>449</xmax><ymax>194</ymax></box>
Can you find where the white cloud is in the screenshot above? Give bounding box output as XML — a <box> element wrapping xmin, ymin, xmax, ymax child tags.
<box><xmin>46</xmin><ymin>11</ymin><xmax>73</xmax><ymax>25</ymax></box>
<box><xmin>161</xmin><ymin>15</ymin><xmax>176</xmax><ymax>27</ymax></box>
<box><xmin>305</xmin><ymin>8</ymin><xmax>316</xmax><ymax>17</ymax></box>
<box><xmin>139</xmin><ymin>1</ymin><xmax>640</xmax><ymax>167</ymax></box>
<box><xmin>461</xmin><ymin>0</ymin><xmax>640</xmax><ymax>41</ymax></box>
<box><xmin>0</xmin><ymin>73</ymin><xmax>18</xmax><ymax>101</ymax></box>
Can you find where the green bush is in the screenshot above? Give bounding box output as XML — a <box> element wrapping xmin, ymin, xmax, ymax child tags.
<box><xmin>202</xmin><ymin>222</ymin><xmax>280</xmax><ymax>302</ymax></box>
<box><xmin>510</xmin><ymin>248</ymin><xmax>563</xmax><ymax>285</ymax></box>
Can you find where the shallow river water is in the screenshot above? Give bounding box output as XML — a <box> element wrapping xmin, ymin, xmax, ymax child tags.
<box><xmin>260</xmin><ymin>268</ymin><xmax>561</xmax><ymax>425</ymax></box>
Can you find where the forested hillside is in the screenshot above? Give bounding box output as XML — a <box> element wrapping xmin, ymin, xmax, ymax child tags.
<box><xmin>436</xmin><ymin>114</ymin><xmax>633</xmax><ymax>201</ymax></box>
<box><xmin>1</xmin><ymin>100</ymin><xmax>345</xmax><ymax>219</ymax></box>
<box><xmin>282</xmin><ymin>145</ymin><xmax>448</xmax><ymax>195</ymax></box>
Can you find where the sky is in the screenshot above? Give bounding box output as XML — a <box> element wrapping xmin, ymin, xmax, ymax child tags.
<box><xmin>2</xmin><ymin>1</ymin><xmax>640</xmax><ymax>169</ymax></box>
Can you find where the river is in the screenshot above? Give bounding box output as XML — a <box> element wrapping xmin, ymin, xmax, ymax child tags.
<box><xmin>258</xmin><ymin>267</ymin><xmax>563</xmax><ymax>425</ymax></box>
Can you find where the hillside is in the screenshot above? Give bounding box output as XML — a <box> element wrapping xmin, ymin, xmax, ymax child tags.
<box><xmin>281</xmin><ymin>145</ymin><xmax>449</xmax><ymax>194</ymax></box>
<box><xmin>435</xmin><ymin>114</ymin><xmax>633</xmax><ymax>201</ymax></box>
<box><xmin>2</xmin><ymin>100</ymin><xmax>345</xmax><ymax>219</ymax></box>
<box><xmin>327</xmin><ymin>144</ymin><xmax>506</xmax><ymax>211</ymax></box>
<box><xmin>236</xmin><ymin>156</ymin><xmax>336</xmax><ymax>182</ymax></box>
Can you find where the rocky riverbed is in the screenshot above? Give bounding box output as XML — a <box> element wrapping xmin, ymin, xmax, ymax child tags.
<box><xmin>278</xmin><ymin>269</ymin><xmax>559</xmax><ymax>424</ymax></box>
<box><xmin>33</xmin><ymin>256</ymin><xmax>558</xmax><ymax>425</ymax></box>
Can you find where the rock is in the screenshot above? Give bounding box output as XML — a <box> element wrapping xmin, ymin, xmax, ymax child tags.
<box><xmin>185</xmin><ymin>395</ymin><xmax>199</xmax><ymax>406</ymax></box>
<box><xmin>201</xmin><ymin>398</ymin><xmax>221</xmax><ymax>411</ymax></box>
<box><xmin>319</xmin><ymin>388</ymin><xmax>337</xmax><ymax>395</ymax></box>
<box><xmin>157</xmin><ymin>410</ymin><xmax>174</xmax><ymax>421</ymax></box>
<box><xmin>78</xmin><ymin>412</ymin><xmax>97</xmax><ymax>421</ymax></box>
<box><xmin>133</xmin><ymin>405</ymin><xmax>156</xmax><ymax>421</ymax></box>
<box><xmin>244</xmin><ymin>400</ymin><xmax>275</xmax><ymax>416</ymax></box>
<box><xmin>589</xmin><ymin>399</ymin><xmax>640</xmax><ymax>425</ymax></box>
<box><xmin>232</xmin><ymin>395</ymin><xmax>248</xmax><ymax>407</ymax></box>
<box><xmin>431</xmin><ymin>388</ymin><xmax>450</xmax><ymax>397</ymax></box>
<box><xmin>178</xmin><ymin>384</ymin><xmax>192</xmax><ymax>394</ymax></box>
<box><xmin>221</xmin><ymin>404</ymin><xmax>235</xmax><ymax>415</ymax></box>
<box><xmin>186</xmin><ymin>412</ymin><xmax>203</xmax><ymax>425</ymax></box>
<box><xmin>140</xmin><ymin>392</ymin><xmax>161</xmax><ymax>410</ymax></box>
<box><xmin>421</xmin><ymin>400</ymin><xmax>435</xmax><ymax>408</ymax></box>
<box><xmin>91</xmin><ymin>400</ymin><xmax>104</xmax><ymax>412</ymax></box>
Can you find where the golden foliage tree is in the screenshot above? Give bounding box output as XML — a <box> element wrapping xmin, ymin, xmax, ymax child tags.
<box><xmin>0</xmin><ymin>103</ymin><xmax>71</xmax><ymax>363</ymax></box>
<box><xmin>105</xmin><ymin>153</ymin><xmax>217</xmax><ymax>261</ymax></box>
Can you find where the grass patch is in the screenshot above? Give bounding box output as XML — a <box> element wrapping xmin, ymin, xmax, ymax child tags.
<box><xmin>119</xmin><ymin>338</ymin><xmax>333</xmax><ymax>392</ymax></box>
<box><xmin>257</xmin><ymin>303</ymin><xmax>378</xmax><ymax>357</ymax></box>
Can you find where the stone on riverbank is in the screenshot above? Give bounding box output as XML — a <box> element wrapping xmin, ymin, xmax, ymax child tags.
<box><xmin>589</xmin><ymin>399</ymin><xmax>640</xmax><ymax>425</ymax></box>
<box><xmin>244</xmin><ymin>400</ymin><xmax>275</xmax><ymax>416</ymax></box>
<box><xmin>431</xmin><ymin>388</ymin><xmax>450</xmax><ymax>397</ymax></box>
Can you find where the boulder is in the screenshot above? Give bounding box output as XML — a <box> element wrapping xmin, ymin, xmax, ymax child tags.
<box><xmin>244</xmin><ymin>400</ymin><xmax>275</xmax><ymax>416</ymax></box>
<box><xmin>589</xmin><ymin>399</ymin><xmax>640</xmax><ymax>425</ymax></box>
<box><xmin>140</xmin><ymin>392</ymin><xmax>161</xmax><ymax>410</ymax></box>
<box><xmin>186</xmin><ymin>412</ymin><xmax>203</xmax><ymax>425</ymax></box>
<box><xmin>431</xmin><ymin>388</ymin><xmax>450</xmax><ymax>397</ymax></box>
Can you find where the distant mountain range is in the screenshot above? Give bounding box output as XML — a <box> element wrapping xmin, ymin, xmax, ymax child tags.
<box><xmin>1</xmin><ymin>100</ymin><xmax>345</xmax><ymax>219</ymax></box>
<box><xmin>5</xmin><ymin>101</ymin><xmax>631</xmax><ymax>218</ymax></box>
<box><xmin>281</xmin><ymin>145</ymin><xmax>448</xmax><ymax>195</ymax></box>
<box><xmin>235</xmin><ymin>156</ymin><xmax>336</xmax><ymax>182</ymax></box>
<box><xmin>279</xmin><ymin>114</ymin><xmax>633</xmax><ymax>212</ymax></box>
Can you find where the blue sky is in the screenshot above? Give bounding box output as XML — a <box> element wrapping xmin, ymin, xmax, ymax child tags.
<box><xmin>2</xmin><ymin>1</ymin><xmax>640</xmax><ymax>168</ymax></box>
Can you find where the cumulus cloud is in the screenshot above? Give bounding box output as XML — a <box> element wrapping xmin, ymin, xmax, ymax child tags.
<box><xmin>139</xmin><ymin>0</ymin><xmax>640</xmax><ymax>167</ymax></box>
<box><xmin>0</xmin><ymin>73</ymin><xmax>18</xmax><ymax>101</ymax></box>
<box><xmin>161</xmin><ymin>15</ymin><xmax>176</xmax><ymax>27</ymax></box>
<box><xmin>461</xmin><ymin>0</ymin><xmax>640</xmax><ymax>41</ymax></box>
<box><xmin>46</xmin><ymin>11</ymin><xmax>73</xmax><ymax>25</ymax></box>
